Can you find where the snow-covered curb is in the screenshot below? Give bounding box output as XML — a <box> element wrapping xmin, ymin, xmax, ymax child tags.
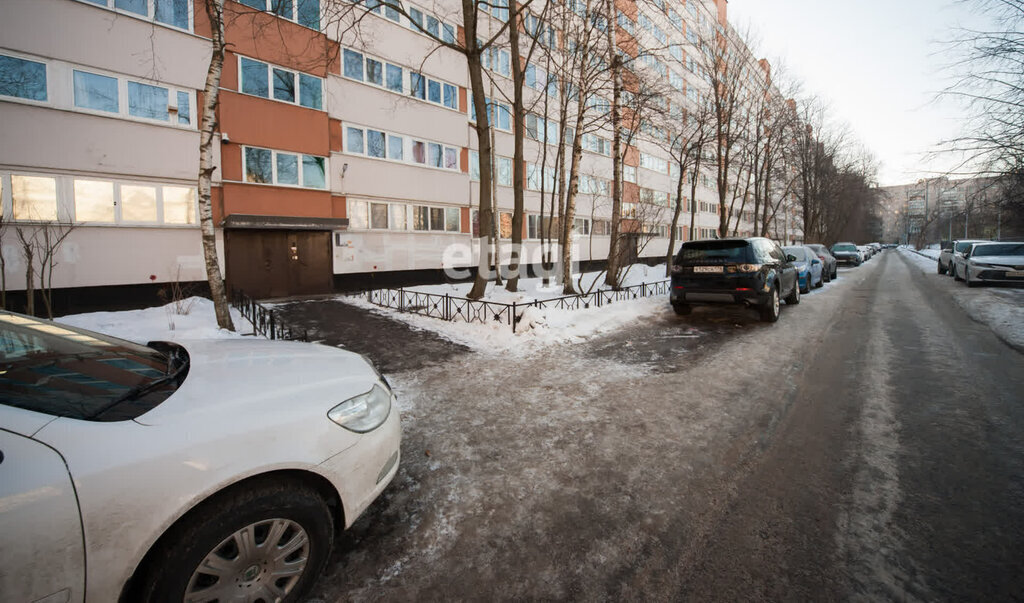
<box><xmin>899</xmin><ymin>248</ymin><xmax>1024</xmax><ymax>352</ymax></box>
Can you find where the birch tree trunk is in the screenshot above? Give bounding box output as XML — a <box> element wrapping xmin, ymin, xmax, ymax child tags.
<box><xmin>505</xmin><ymin>2</ymin><xmax>524</xmax><ymax>292</ymax></box>
<box><xmin>603</xmin><ymin>0</ymin><xmax>624</xmax><ymax>288</ymax></box>
<box><xmin>199</xmin><ymin>0</ymin><xmax>234</xmax><ymax>331</ymax></box>
<box><xmin>465</xmin><ymin>0</ymin><xmax>495</xmax><ymax>300</ymax></box>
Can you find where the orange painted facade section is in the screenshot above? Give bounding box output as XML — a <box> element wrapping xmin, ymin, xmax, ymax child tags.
<box><xmin>624</xmin><ymin>182</ymin><xmax>639</xmax><ymax>204</ymax></box>
<box><xmin>716</xmin><ymin>0</ymin><xmax>728</xmax><ymax>26</ymax></box>
<box><xmin>221</xmin><ymin>143</ymin><xmax>242</xmax><ymax>181</ymax></box>
<box><xmin>458</xmin><ymin>87</ymin><xmax>468</xmax><ymax>114</ymax></box>
<box><xmin>221</xmin><ymin>52</ymin><xmax>239</xmax><ymax>90</ymax></box>
<box><xmin>329</xmin><ymin>119</ymin><xmax>343</xmax><ymax>153</ymax></box>
<box><xmin>615</xmin><ymin>0</ymin><xmax>638</xmax><ymax>19</ymax></box>
<box><xmin>211</xmin><ymin>186</ymin><xmax>225</xmax><ymax>223</ymax></box>
<box><xmin>460</xmin><ymin>148</ymin><xmax>469</xmax><ymax>173</ymax></box>
<box><xmin>460</xmin><ymin>207</ymin><xmax>470</xmax><ymax>234</ymax></box>
<box><xmin>223</xmin><ymin>4</ymin><xmax>339</xmax><ymax>76</ymax></box>
<box><xmin>331</xmin><ymin>195</ymin><xmax>347</xmax><ymax>218</ymax></box>
<box><xmin>219</xmin><ymin>92</ymin><xmax>329</xmax><ymax>156</ymax></box>
<box><xmin>221</xmin><ymin>182</ymin><xmax>333</xmax><ymax>218</ymax></box>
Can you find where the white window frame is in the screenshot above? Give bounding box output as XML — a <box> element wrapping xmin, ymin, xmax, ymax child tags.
<box><xmin>341</xmin><ymin>47</ymin><xmax>461</xmax><ymax>112</ymax></box>
<box><xmin>0</xmin><ymin>51</ymin><xmax>52</xmax><ymax>107</ymax></box>
<box><xmin>236</xmin><ymin>55</ymin><xmax>324</xmax><ymax>110</ymax></box>
<box><xmin>66</xmin><ymin>62</ymin><xmax>196</xmax><ymax>129</ymax></box>
<box><xmin>343</xmin><ymin>124</ymin><xmax>461</xmax><ymax>173</ymax></box>
<box><xmin>0</xmin><ymin>171</ymin><xmax>199</xmax><ymax>226</ymax></box>
<box><xmin>240</xmin><ymin>146</ymin><xmax>329</xmax><ymax>190</ymax></box>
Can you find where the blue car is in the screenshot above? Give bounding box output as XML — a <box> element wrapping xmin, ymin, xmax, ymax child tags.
<box><xmin>783</xmin><ymin>245</ymin><xmax>824</xmax><ymax>293</ymax></box>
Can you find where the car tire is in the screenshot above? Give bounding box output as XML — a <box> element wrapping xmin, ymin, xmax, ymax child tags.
<box><xmin>938</xmin><ymin>261</ymin><xmax>947</xmax><ymax>275</ymax></box>
<box><xmin>816</xmin><ymin>273</ymin><xmax>824</xmax><ymax>288</ymax></box>
<box><xmin>672</xmin><ymin>303</ymin><xmax>692</xmax><ymax>315</ymax></box>
<box><xmin>966</xmin><ymin>270</ymin><xmax>979</xmax><ymax>288</ymax></box>
<box><xmin>785</xmin><ymin>279</ymin><xmax>801</xmax><ymax>305</ymax></box>
<box><xmin>759</xmin><ymin>286</ymin><xmax>780</xmax><ymax>322</ymax></box>
<box><xmin>832</xmin><ymin>267</ymin><xmax>838</xmax><ymax>280</ymax></box>
<box><xmin>135</xmin><ymin>479</ymin><xmax>334</xmax><ymax>603</ymax></box>
<box><xmin>953</xmin><ymin>265</ymin><xmax>963</xmax><ymax>281</ymax></box>
<box><xmin>855</xmin><ymin>259</ymin><xmax>861</xmax><ymax>266</ymax></box>
<box><xmin>800</xmin><ymin>279</ymin><xmax>810</xmax><ymax>294</ymax></box>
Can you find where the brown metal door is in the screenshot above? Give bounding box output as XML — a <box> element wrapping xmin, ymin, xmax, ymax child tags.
<box><xmin>226</xmin><ymin>230</ymin><xmax>332</xmax><ymax>299</ymax></box>
<box><xmin>286</xmin><ymin>231</ymin><xmax>332</xmax><ymax>296</ymax></box>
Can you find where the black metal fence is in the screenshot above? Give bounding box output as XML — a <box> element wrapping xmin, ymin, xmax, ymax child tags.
<box><xmin>230</xmin><ymin>288</ymin><xmax>308</xmax><ymax>341</ymax></box>
<box><xmin>363</xmin><ymin>279</ymin><xmax>671</xmax><ymax>332</ymax></box>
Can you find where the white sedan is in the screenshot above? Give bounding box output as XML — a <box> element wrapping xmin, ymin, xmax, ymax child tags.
<box><xmin>0</xmin><ymin>311</ymin><xmax>401</xmax><ymax>603</ymax></box>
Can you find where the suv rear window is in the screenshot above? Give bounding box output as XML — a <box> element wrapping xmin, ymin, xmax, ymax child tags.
<box><xmin>678</xmin><ymin>241</ymin><xmax>754</xmax><ymax>264</ymax></box>
<box><xmin>833</xmin><ymin>244</ymin><xmax>856</xmax><ymax>252</ymax></box>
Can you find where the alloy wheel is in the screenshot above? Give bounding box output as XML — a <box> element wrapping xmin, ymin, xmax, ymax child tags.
<box><xmin>185</xmin><ymin>518</ymin><xmax>310</xmax><ymax>603</ymax></box>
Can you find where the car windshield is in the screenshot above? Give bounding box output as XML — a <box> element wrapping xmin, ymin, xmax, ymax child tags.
<box><xmin>0</xmin><ymin>313</ymin><xmax>183</xmax><ymax>422</ymax></box>
<box><xmin>833</xmin><ymin>244</ymin><xmax>856</xmax><ymax>252</ymax></box>
<box><xmin>783</xmin><ymin>247</ymin><xmax>808</xmax><ymax>261</ymax></box>
<box><xmin>972</xmin><ymin>243</ymin><xmax>1024</xmax><ymax>257</ymax></box>
<box><xmin>678</xmin><ymin>241</ymin><xmax>753</xmax><ymax>264</ymax></box>
<box><xmin>955</xmin><ymin>241</ymin><xmax>982</xmax><ymax>252</ymax></box>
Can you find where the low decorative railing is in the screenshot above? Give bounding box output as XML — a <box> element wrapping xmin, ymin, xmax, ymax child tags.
<box><xmin>230</xmin><ymin>288</ymin><xmax>308</xmax><ymax>341</ymax></box>
<box><xmin>362</xmin><ymin>279</ymin><xmax>671</xmax><ymax>332</ymax></box>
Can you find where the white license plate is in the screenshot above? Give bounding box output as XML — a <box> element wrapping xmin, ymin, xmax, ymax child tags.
<box><xmin>694</xmin><ymin>265</ymin><xmax>723</xmax><ymax>273</ymax></box>
<box><xmin>1007</xmin><ymin>270</ymin><xmax>1024</xmax><ymax>277</ymax></box>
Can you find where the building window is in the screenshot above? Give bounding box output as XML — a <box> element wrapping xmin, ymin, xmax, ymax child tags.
<box><xmin>73</xmin><ymin>70</ymin><xmax>119</xmax><ymax>113</ymax></box>
<box><xmin>342</xmin><ymin>47</ymin><xmax>459</xmax><ymax>111</ymax></box>
<box><xmin>73</xmin><ymin>179</ymin><xmax>116</xmax><ymax>222</ymax></box>
<box><xmin>127</xmin><ymin>81</ymin><xmax>169</xmax><ymax>121</ymax></box>
<box><xmin>236</xmin><ymin>0</ymin><xmax>319</xmax><ymax>29</ymax></box>
<box><xmin>239</xmin><ymin>56</ymin><xmax>323</xmax><ymax>110</ymax></box>
<box><xmin>624</xmin><ymin>166</ymin><xmax>637</xmax><ymax>183</ymax></box>
<box><xmin>121</xmin><ymin>184</ymin><xmax>159</xmax><ymax>222</ymax></box>
<box><xmin>345</xmin><ymin>125</ymin><xmax>459</xmax><ymax>172</ymax></box>
<box><xmin>242</xmin><ymin>146</ymin><xmax>327</xmax><ymax>189</ymax></box>
<box><xmin>11</xmin><ymin>175</ymin><xmax>58</xmax><ymax>221</ymax></box>
<box><xmin>0</xmin><ymin>54</ymin><xmax>47</xmax><ymax>102</ymax></box>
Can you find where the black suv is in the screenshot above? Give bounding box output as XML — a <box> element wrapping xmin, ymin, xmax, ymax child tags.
<box><xmin>670</xmin><ymin>237</ymin><xmax>800</xmax><ymax>322</ymax></box>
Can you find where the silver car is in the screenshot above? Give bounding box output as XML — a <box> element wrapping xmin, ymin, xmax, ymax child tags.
<box><xmin>961</xmin><ymin>242</ymin><xmax>1024</xmax><ymax>287</ymax></box>
<box><xmin>941</xmin><ymin>239</ymin><xmax>987</xmax><ymax>276</ymax></box>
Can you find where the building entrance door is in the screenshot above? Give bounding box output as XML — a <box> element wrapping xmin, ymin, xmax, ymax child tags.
<box><xmin>225</xmin><ymin>229</ymin><xmax>332</xmax><ymax>299</ymax></box>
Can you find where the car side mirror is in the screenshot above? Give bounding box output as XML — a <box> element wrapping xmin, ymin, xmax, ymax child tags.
<box><xmin>812</xmin><ymin>259</ymin><xmax>821</xmax><ymax>265</ymax></box>
<box><xmin>786</xmin><ymin>254</ymin><xmax>797</xmax><ymax>262</ymax></box>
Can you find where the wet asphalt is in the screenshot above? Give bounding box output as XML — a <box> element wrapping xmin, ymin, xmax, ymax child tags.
<box><xmin>276</xmin><ymin>252</ymin><xmax>1024</xmax><ymax>602</ymax></box>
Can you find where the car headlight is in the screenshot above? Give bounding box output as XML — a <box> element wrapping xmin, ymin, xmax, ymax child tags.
<box><xmin>671</xmin><ymin>264</ymin><xmax>684</xmax><ymax>274</ymax></box>
<box><xmin>328</xmin><ymin>383</ymin><xmax>392</xmax><ymax>433</ymax></box>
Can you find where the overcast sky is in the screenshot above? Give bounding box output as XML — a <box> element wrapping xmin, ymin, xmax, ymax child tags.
<box><xmin>727</xmin><ymin>0</ymin><xmax>986</xmax><ymax>187</ymax></box>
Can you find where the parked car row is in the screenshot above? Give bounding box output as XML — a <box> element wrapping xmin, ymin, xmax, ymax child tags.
<box><xmin>939</xmin><ymin>239</ymin><xmax>1024</xmax><ymax>287</ymax></box>
<box><xmin>669</xmin><ymin>237</ymin><xmax>867</xmax><ymax>323</ymax></box>
<box><xmin>1</xmin><ymin>312</ymin><xmax>402</xmax><ymax>602</ymax></box>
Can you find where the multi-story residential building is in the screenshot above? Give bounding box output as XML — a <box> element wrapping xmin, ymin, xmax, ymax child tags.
<box><xmin>1</xmin><ymin>0</ymin><xmax>781</xmax><ymax>310</ymax></box>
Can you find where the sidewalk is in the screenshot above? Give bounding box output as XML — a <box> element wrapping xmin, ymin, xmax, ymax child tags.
<box><xmin>271</xmin><ymin>298</ymin><xmax>470</xmax><ymax>374</ymax></box>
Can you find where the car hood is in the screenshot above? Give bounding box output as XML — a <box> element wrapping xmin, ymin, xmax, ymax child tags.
<box><xmin>133</xmin><ymin>338</ymin><xmax>381</xmax><ymax>426</ymax></box>
<box><xmin>969</xmin><ymin>255</ymin><xmax>1024</xmax><ymax>266</ymax></box>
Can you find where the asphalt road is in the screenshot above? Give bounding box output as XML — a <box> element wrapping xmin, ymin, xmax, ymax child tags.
<box><xmin>297</xmin><ymin>250</ymin><xmax>1024</xmax><ymax>602</ymax></box>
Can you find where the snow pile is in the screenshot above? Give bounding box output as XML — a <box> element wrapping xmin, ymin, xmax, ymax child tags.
<box><xmin>899</xmin><ymin>248</ymin><xmax>1024</xmax><ymax>352</ymax></box>
<box><xmin>341</xmin><ymin>264</ymin><xmax>673</xmax><ymax>354</ymax></box>
<box><xmin>58</xmin><ymin>296</ymin><xmax>250</xmax><ymax>344</ymax></box>
<box><xmin>917</xmin><ymin>248</ymin><xmax>941</xmax><ymax>260</ymax></box>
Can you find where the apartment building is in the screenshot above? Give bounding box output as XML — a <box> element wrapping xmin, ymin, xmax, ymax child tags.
<box><xmin>0</xmin><ymin>0</ymin><xmax>768</xmax><ymax>307</ymax></box>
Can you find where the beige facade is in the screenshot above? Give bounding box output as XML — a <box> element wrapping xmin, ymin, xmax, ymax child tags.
<box><xmin>1</xmin><ymin>0</ymin><xmax>777</xmax><ymax>306</ymax></box>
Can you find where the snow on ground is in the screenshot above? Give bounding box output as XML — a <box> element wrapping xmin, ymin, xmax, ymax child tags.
<box><xmin>341</xmin><ymin>291</ymin><xmax>670</xmax><ymax>355</ymax></box>
<box><xmin>58</xmin><ymin>296</ymin><xmax>251</xmax><ymax>344</ymax></box>
<box><xmin>404</xmin><ymin>263</ymin><xmax>668</xmax><ymax>303</ymax></box>
<box><xmin>899</xmin><ymin>248</ymin><xmax>1024</xmax><ymax>352</ymax></box>
<box><xmin>337</xmin><ymin>264</ymin><xmax>671</xmax><ymax>354</ymax></box>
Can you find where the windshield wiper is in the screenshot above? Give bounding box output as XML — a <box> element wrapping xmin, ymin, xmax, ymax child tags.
<box><xmin>86</xmin><ymin>347</ymin><xmax>190</xmax><ymax>420</ymax></box>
